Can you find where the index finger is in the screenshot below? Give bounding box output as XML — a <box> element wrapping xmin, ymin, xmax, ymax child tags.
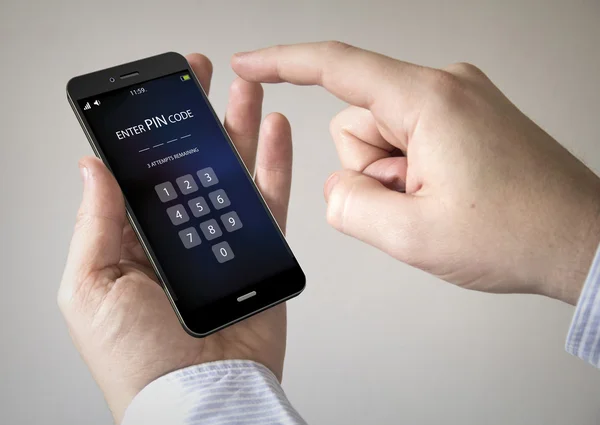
<box><xmin>231</xmin><ymin>41</ymin><xmax>427</xmax><ymax>110</ymax></box>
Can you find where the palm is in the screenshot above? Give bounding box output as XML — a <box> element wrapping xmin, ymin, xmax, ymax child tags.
<box><xmin>113</xmin><ymin>221</ymin><xmax>286</xmax><ymax>376</ymax></box>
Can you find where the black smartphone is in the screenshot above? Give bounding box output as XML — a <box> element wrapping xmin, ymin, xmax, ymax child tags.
<box><xmin>67</xmin><ymin>52</ymin><xmax>305</xmax><ymax>337</ymax></box>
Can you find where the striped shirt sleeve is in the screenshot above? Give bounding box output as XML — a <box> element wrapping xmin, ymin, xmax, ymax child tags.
<box><xmin>566</xmin><ymin>243</ymin><xmax>600</xmax><ymax>367</ymax></box>
<box><xmin>121</xmin><ymin>360</ymin><xmax>307</xmax><ymax>425</ymax></box>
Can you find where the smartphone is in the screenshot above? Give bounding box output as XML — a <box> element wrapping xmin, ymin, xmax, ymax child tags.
<box><xmin>67</xmin><ymin>52</ymin><xmax>305</xmax><ymax>337</ymax></box>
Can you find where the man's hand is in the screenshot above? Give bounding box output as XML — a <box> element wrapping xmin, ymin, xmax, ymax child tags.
<box><xmin>233</xmin><ymin>41</ymin><xmax>600</xmax><ymax>304</ymax></box>
<box><xmin>58</xmin><ymin>54</ymin><xmax>293</xmax><ymax>423</ymax></box>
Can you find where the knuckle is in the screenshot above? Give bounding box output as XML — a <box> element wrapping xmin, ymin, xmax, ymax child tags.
<box><xmin>329</xmin><ymin>113</ymin><xmax>343</xmax><ymax>138</ymax></box>
<box><xmin>74</xmin><ymin>211</ymin><xmax>93</xmax><ymax>232</ymax></box>
<box><xmin>322</xmin><ymin>40</ymin><xmax>352</xmax><ymax>54</ymax></box>
<box><xmin>426</xmin><ymin>69</ymin><xmax>468</xmax><ymax>105</ymax></box>
<box><xmin>325</xmin><ymin>173</ymin><xmax>359</xmax><ymax>232</ymax></box>
<box><xmin>56</xmin><ymin>287</ymin><xmax>72</xmax><ymax>312</ymax></box>
<box><xmin>446</xmin><ymin>62</ymin><xmax>485</xmax><ymax>78</ymax></box>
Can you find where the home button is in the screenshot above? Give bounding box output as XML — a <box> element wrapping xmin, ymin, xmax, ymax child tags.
<box><xmin>237</xmin><ymin>291</ymin><xmax>257</xmax><ymax>302</ymax></box>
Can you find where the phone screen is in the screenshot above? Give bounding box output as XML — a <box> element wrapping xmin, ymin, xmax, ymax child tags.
<box><xmin>77</xmin><ymin>70</ymin><xmax>300</xmax><ymax>318</ymax></box>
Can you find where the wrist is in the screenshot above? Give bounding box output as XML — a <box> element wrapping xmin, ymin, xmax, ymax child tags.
<box><xmin>540</xmin><ymin>178</ymin><xmax>600</xmax><ymax>305</ymax></box>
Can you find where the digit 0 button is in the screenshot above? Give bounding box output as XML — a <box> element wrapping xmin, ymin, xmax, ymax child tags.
<box><xmin>209</xmin><ymin>189</ymin><xmax>231</xmax><ymax>210</ymax></box>
<box><xmin>175</xmin><ymin>174</ymin><xmax>199</xmax><ymax>195</ymax></box>
<box><xmin>212</xmin><ymin>241</ymin><xmax>235</xmax><ymax>263</ymax></box>
<box><xmin>197</xmin><ymin>167</ymin><xmax>219</xmax><ymax>187</ymax></box>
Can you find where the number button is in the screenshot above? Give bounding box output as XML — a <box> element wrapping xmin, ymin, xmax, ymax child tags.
<box><xmin>155</xmin><ymin>182</ymin><xmax>177</xmax><ymax>203</ymax></box>
<box><xmin>187</xmin><ymin>196</ymin><xmax>210</xmax><ymax>218</ymax></box>
<box><xmin>175</xmin><ymin>174</ymin><xmax>199</xmax><ymax>195</ymax></box>
<box><xmin>178</xmin><ymin>227</ymin><xmax>201</xmax><ymax>249</ymax></box>
<box><xmin>199</xmin><ymin>219</ymin><xmax>223</xmax><ymax>241</ymax></box>
<box><xmin>197</xmin><ymin>167</ymin><xmax>219</xmax><ymax>187</ymax></box>
<box><xmin>166</xmin><ymin>204</ymin><xmax>190</xmax><ymax>226</ymax></box>
<box><xmin>208</xmin><ymin>189</ymin><xmax>231</xmax><ymax>210</ymax></box>
<box><xmin>212</xmin><ymin>241</ymin><xmax>235</xmax><ymax>263</ymax></box>
<box><xmin>220</xmin><ymin>211</ymin><xmax>243</xmax><ymax>232</ymax></box>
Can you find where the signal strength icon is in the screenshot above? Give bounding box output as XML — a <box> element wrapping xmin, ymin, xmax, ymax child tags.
<box><xmin>84</xmin><ymin>102</ymin><xmax>91</xmax><ymax>110</ymax></box>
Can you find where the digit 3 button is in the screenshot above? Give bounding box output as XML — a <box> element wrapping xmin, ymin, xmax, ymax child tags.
<box><xmin>212</xmin><ymin>241</ymin><xmax>234</xmax><ymax>263</ymax></box>
<box><xmin>199</xmin><ymin>219</ymin><xmax>223</xmax><ymax>241</ymax></box>
<box><xmin>197</xmin><ymin>167</ymin><xmax>219</xmax><ymax>187</ymax></box>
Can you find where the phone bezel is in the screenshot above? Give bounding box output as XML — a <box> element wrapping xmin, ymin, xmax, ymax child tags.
<box><xmin>66</xmin><ymin>52</ymin><xmax>305</xmax><ymax>337</ymax></box>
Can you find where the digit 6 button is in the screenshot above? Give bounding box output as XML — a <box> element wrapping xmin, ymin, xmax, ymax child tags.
<box><xmin>208</xmin><ymin>189</ymin><xmax>231</xmax><ymax>210</ymax></box>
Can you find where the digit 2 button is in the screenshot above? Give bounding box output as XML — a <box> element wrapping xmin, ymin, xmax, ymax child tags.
<box><xmin>209</xmin><ymin>189</ymin><xmax>231</xmax><ymax>210</ymax></box>
<box><xmin>175</xmin><ymin>174</ymin><xmax>199</xmax><ymax>195</ymax></box>
<box><xmin>197</xmin><ymin>167</ymin><xmax>218</xmax><ymax>187</ymax></box>
<box><xmin>220</xmin><ymin>211</ymin><xmax>243</xmax><ymax>232</ymax></box>
<box><xmin>166</xmin><ymin>204</ymin><xmax>190</xmax><ymax>225</ymax></box>
<box><xmin>212</xmin><ymin>241</ymin><xmax>235</xmax><ymax>263</ymax></box>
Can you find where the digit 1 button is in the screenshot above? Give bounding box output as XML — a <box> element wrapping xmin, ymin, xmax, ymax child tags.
<box><xmin>155</xmin><ymin>182</ymin><xmax>178</xmax><ymax>203</ymax></box>
<box><xmin>220</xmin><ymin>211</ymin><xmax>243</xmax><ymax>232</ymax></box>
<box><xmin>187</xmin><ymin>196</ymin><xmax>210</xmax><ymax>218</ymax></box>
<box><xmin>166</xmin><ymin>204</ymin><xmax>190</xmax><ymax>226</ymax></box>
<box><xmin>178</xmin><ymin>227</ymin><xmax>201</xmax><ymax>249</ymax></box>
<box><xmin>208</xmin><ymin>189</ymin><xmax>231</xmax><ymax>210</ymax></box>
<box><xmin>212</xmin><ymin>241</ymin><xmax>235</xmax><ymax>263</ymax></box>
<box><xmin>199</xmin><ymin>219</ymin><xmax>223</xmax><ymax>241</ymax></box>
<box><xmin>175</xmin><ymin>174</ymin><xmax>199</xmax><ymax>195</ymax></box>
<box><xmin>197</xmin><ymin>167</ymin><xmax>219</xmax><ymax>187</ymax></box>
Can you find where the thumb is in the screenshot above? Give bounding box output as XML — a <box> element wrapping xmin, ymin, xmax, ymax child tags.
<box><xmin>61</xmin><ymin>157</ymin><xmax>125</xmax><ymax>297</ymax></box>
<box><xmin>324</xmin><ymin>170</ymin><xmax>422</xmax><ymax>261</ymax></box>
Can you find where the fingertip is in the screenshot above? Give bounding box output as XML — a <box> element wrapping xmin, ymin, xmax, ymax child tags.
<box><xmin>323</xmin><ymin>172</ymin><xmax>340</xmax><ymax>202</ymax></box>
<box><xmin>78</xmin><ymin>156</ymin><xmax>106</xmax><ymax>180</ymax></box>
<box><xmin>258</xmin><ymin>113</ymin><xmax>293</xmax><ymax>168</ymax></box>
<box><xmin>186</xmin><ymin>53</ymin><xmax>213</xmax><ymax>74</ymax></box>
<box><xmin>77</xmin><ymin>156</ymin><xmax>124</xmax><ymax>217</ymax></box>
<box><xmin>185</xmin><ymin>53</ymin><xmax>213</xmax><ymax>92</ymax></box>
<box><xmin>229</xmin><ymin>77</ymin><xmax>263</xmax><ymax>103</ymax></box>
<box><xmin>262</xmin><ymin>112</ymin><xmax>291</xmax><ymax>138</ymax></box>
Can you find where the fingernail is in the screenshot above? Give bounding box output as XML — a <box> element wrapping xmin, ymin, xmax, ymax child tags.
<box><xmin>324</xmin><ymin>173</ymin><xmax>340</xmax><ymax>202</ymax></box>
<box><xmin>79</xmin><ymin>165</ymin><xmax>89</xmax><ymax>182</ymax></box>
<box><xmin>233</xmin><ymin>51</ymin><xmax>249</xmax><ymax>60</ymax></box>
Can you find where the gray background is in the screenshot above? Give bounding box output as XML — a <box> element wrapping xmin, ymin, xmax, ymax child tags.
<box><xmin>1</xmin><ymin>0</ymin><xmax>599</xmax><ymax>424</ymax></box>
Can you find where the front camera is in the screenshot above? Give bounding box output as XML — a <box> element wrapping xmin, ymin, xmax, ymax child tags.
<box><xmin>109</xmin><ymin>77</ymin><xmax>116</xmax><ymax>83</ymax></box>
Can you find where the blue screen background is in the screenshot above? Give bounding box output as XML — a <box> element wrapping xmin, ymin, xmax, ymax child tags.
<box><xmin>80</xmin><ymin>71</ymin><xmax>297</xmax><ymax>312</ymax></box>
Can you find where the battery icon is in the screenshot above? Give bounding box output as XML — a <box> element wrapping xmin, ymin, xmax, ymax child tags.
<box><xmin>180</xmin><ymin>74</ymin><xmax>191</xmax><ymax>81</ymax></box>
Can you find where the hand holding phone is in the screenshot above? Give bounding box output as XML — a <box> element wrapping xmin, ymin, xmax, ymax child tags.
<box><xmin>59</xmin><ymin>55</ymin><xmax>293</xmax><ymax>422</ymax></box>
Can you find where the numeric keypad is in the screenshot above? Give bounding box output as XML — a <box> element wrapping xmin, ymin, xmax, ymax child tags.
<box><xmin>156</xmin><ymin>168</ymin><xmax>240</xmax><ymax>262</ymax></box>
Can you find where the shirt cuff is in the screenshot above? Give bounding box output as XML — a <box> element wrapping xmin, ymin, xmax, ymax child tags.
<box><xmin>566</xmin><ymin>243</ymin><xmax>600</xmax><ymax>367</ymax></box>
<box><xmin>122</xmin><ymin>360</ymin><xmax>307</xmax><ymax>425</ymax></box>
